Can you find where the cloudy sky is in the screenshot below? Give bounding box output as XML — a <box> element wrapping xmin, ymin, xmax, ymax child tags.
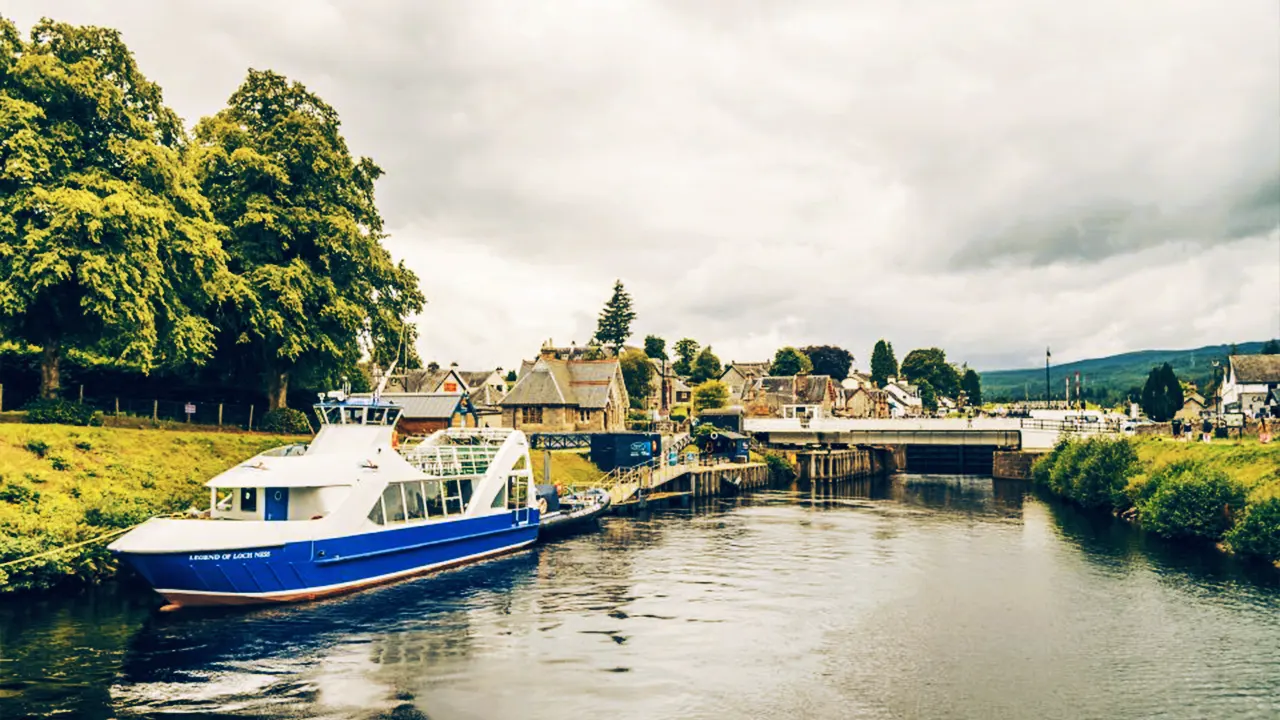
<box><xmin>6</xmin><ymin>1</ymin><xmax>1279</xmax><ymax>371</ymax></box>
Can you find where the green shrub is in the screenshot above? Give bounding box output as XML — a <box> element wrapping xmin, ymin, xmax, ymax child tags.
<box><xmin>0</xmin><ymin>479</ymin><xmax>38</xmax><ymax>505</ymax></box>
<box><xmin>669</xmin><ymin>404</ymin><xmax>690</xmax><ymax>422</ymax></box>
<box><xmin>259</xmin><ymin>408</ymin><xmax>313</xmax><ymax>434</ymax></box>
<box><xmin>49</xmin><ymin>455</ymin><xmax>70</xmax><ymax>471</ymax></box>
<box><xmin>1135</xmin><ymin>461</ymin><xmax>1245</xmax><ymax>540</ymax></box>
<box><xmin>1033</xmin><ymin>437</ymin><xmax>1138</xmax><ymax>510</ymax></box>
<box><xmin>764</xmin><ymin>451</ymin><xmax>795</xmax><ymax>481</ymax></box>
<box><xmin>25</xmin><ymin>439</ymin><xmax>50</xmax><ymax>458</ymax></box>
<box><xmin>24</xmin><ymin>398</ymin><xmax>103</xmax><ymax>426</ymax></box>
<box><xmin>627</xmin><ymin>409</ymin><xmax>651</xmax><ymax>422</ymax></box>
<box><xmin>75</xmin><ymin>440</ymin><xmax>93</xmax><ymax>452</ymax></box>
<box><xmin>1224</xmin><ymin>497</ymin><xmax>1280</xmax><ymax>562</ymax></box>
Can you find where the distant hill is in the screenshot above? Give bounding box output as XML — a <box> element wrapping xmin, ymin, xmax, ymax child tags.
<box><xmin>980</xmin><ymin>341</ymin><xmax>1270</xmax><ymax>403</ymax></box>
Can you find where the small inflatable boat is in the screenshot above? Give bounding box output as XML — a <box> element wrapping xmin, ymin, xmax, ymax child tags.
<box><xmin>536</xmin><ymin>485</ymin><xmax>611</xmax><ymax>540</ymax></box>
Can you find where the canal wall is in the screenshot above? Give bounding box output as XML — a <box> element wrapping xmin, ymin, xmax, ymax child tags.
<box><xmin>992</xmin><ymin>450</ymin><xmax>1047</xmax><ymax>480</ymax></box>
<box><xmin>791</xmin><ymin>447</ymin><xmax>892</xmax><ymax>482</ymax></box>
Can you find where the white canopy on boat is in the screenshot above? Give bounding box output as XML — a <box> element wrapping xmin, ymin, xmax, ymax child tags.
<box><xmin>205</xmin><ymin>453</ymin><xmax>379</xmax><ymax>488</ymax></box>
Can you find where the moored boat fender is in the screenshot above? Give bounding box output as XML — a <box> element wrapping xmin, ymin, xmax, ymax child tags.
<box><xmin>538</xmin><ymin>496</ymin><xmax>549</xmax><ymax>514</ymax></box>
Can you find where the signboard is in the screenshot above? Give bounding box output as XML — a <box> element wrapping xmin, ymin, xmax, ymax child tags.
<box><xmin>184</xmin><ymin>403</ymin><xmax>196</xmax><ymax>415</ymax></box>
<box><xmin>443</xmin><ymin>382</ymin><xmax>458</xmax><ymax>392</ymax></box>
<box><xmin>1224</xmin><ymin>413</ymin><xmax>1245</xmax><ymax>428</ymax></box>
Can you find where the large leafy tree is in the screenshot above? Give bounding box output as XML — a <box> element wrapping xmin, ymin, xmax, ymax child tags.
<box><xmin>770</xmin><ymin>346</ymin><xmax>813</xmax><ymax>376</ymax></box>
<box><xmin>592</xmin><ymin>279</ymin><xmax>635</xmax><ymax>355</ymax></box>
<box><xmin>643</xmin><ymin>334</ymin><xmax>667</xmax><ymax>360</ymax></box>
<box><xmin>689</xmin><ymin>346</ymin><xmax>723</xmax><ymax>384</ymax></box>
<box><xmin>960</xmin><ymin>368</ymin><xmax>983</xmax><ymax>406</ymax></box>
<box><xmin>1262</xmin><ymin>339</ymin><xmax>1280</xmax><ymax>354</ymax></box>
<box><xmin>801</xmin><ymin>345</ymin><xmax>853</xmax><ymax>380</ymax></box>
<box><xmin>917</xmin><ymin>379</ymin><xmax>938</xmax><ymax>413</ymax></box>
<box><xmin>692</xmin><ymin>380</ymin><xmax>729</xmax><ymax>412</ymax></box>
<box><xmin>673</xmin><ymin>338</ymin><xmax>699</xmax><ymax>376</ymax></box>
<box><xmin>0</xmin><ymin>17</ymin><xmax>231</xmax><ymax>398</ymax></box>
<box><xmin>193</xmin><ymin>70</ymin><xmax>422</xmax><ymax>408</ymax></box>
<box><xmin>618</xmin><ymin>349</ymin><xmax>654</xmax><ymax>409</ymax></box>
<box><xmin>870</xmin><ymin>340</ymin><xmax>897</xmax><ymax>387</ymax></box>
<box><xmin>900</xmin><ymin>347</ymin><xmax>960</xmax><ymax>398</ymax></box>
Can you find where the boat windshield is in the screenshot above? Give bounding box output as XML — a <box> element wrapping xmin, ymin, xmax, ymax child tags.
<box><xmin>314</xmin><ymin>402</ymin><xmax>402</xmax><ymax>427</ymax></box>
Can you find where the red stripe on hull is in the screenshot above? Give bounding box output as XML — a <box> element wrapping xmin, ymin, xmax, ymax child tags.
<box><xmin>156</xmin><ymin>542</ymin><xmax>532</xmax><ymax>609</ymax></box>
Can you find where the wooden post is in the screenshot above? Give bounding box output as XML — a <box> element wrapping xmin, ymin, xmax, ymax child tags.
<box><xmin>78</xmin><ymin>384</ymin><xmax>84</xmax><ymax>404</ymax></box>
<box><xmin>114</xmin><ymin>397</ymin><xmax>119</xmax><ymax>416</ymax></box>
<box><xmin>248</xmin><ymin>405</ymin><xmax>255</xmax><ymax>431</ymax></box>
<box><xmin>543</xmin><ymin>450</ymin><xmax>552</xmax><ymax>487</ymax></box>
<box><xmin>218</xmin><ymin>403</ymin><xmax>224</xmax><ymax>427</ymax></box>
<box><xmin>0</xmin><ymin>383</ymin><xmax>4</xmax><ymax>413</ymax></box>
<box><xmin>152</xmin><ymin>399</ymin><xmax>158</xmax><ymax>421</ymax></box>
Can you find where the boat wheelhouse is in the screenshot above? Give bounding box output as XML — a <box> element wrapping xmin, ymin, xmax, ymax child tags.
<box><xmin>109</xmin><ymin>395</ymin><xmax>539</xmax><ymax>608</ymax></box>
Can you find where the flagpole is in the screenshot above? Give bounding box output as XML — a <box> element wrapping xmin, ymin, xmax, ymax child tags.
<box><xmin>1045</xmin><ymin>347</ymin><xmax>1051</xmax><ymax>407</ymax></box>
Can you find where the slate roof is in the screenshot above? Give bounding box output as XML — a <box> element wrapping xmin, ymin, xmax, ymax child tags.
<box><xmin>466</xmin><ymin>384</ymin><xmax>505</xmax><ymax>407</ymax></box>
<box><xmin>1230</xmin><ymin>355</ymin><xmax>1280</xmax><ymax>384</ymax></box>
<box><xmin>387</xmin><ymin>369</ymin><xmax>451</xmax><ymax>393</ymax></box>
<box><xmin>753</xmin><ymin>375</ymin><xmax>834</xmax><ymax>404</ymax></box>
<box><xmin>501</xmin><ymin>358</ymin><xmax>621</xmax><ymax>409</ymax></box>
<box><xmin>722</xmin><ymin>362</ymin><xmax>771</xmax><ymax>381</ymax></box>
<box><xmin>457</xmin><ymin>370</ymin><xmax>499</xmax><ymax>388</ymax></box>
<box><xmin>356</xmin><ymin>393</ymin><xmax>463</xmax><ymax>420</ymax></box>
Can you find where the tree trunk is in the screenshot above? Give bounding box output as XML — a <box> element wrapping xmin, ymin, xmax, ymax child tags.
<box><xmin>267</xmin><ymin>370</ymin><xmax>289</xmax><ymax>410</ymax></box>
<box><xmin>39</xmin><ymin>338</ymin><xmax>62</xmax><ymax>399</ymax></box>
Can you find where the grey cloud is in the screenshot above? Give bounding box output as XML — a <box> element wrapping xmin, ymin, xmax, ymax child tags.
<box><xmin>3</xmin><ymin>0</ymin><xmax>1277</xmax><ymax>370</ymax></box>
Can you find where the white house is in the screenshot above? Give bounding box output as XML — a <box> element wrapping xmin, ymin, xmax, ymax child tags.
<box><xmin>883</xmin><ymin>379</ymin><xmax>923</xmax><ymax>418</ymax></box>
<box><xmin>1221</xmin><ymin>354</ymin><xmax>1280</xmax><ymax>417</ymax></box>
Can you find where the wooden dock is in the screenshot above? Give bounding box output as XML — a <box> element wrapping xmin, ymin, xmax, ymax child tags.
<box><xmin>608</xmin><ymin>461</ymin><xmax>770</xmax><ymax>514</ymax></box>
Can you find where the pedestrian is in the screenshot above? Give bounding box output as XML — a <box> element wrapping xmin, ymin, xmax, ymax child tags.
<box><xmin>1261</xmin><ymin>419</ymin><xmax>1272</xmax><ymax>445</ymax></box>
<box><xmin>1201</xmin><ymin>416</ymin><xmax>1212</xmax><ymax>443</ymax></box>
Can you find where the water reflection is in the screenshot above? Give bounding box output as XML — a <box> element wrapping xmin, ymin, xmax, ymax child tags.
<box><xmin>0</xmin><ymin>475</ymin><xmax>1277</xmax><ymax>720</ymax></box>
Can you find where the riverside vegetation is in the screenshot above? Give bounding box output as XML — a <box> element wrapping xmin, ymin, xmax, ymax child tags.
<box><xmin>1032</xmin><ymin>436</ymin><xmax>1280</xmax><ymax>564</ymax></box>
<box><xmin>0</xmin><ymin>424</ymin><xmax>297</xmax><ymax>592</ymax></box>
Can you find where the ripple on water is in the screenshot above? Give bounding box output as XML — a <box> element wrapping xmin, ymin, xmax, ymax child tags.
<box><xmin>2</xmin><ymin>475</ymin><xmax>1279</xmax><ymax>719</ymax></box>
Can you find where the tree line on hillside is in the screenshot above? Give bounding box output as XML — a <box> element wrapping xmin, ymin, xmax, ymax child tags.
<box><xmin>0</xmin><ymin>17</ymin><xmax>422</xmax><ymax>410</ymax></box>
<box><xmin>587</xmin><ymin>283</ymin><xmax>982</xmax><ymax>414</ymax></box>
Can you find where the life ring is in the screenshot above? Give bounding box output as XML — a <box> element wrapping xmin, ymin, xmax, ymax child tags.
<box><xmin>537</xmin><ymin>497</ymin><xmax>549</xmax><ymax>514</ymax></box>
<box><xmin>709</xmin><ymin>432</ymin><xmax>720</xmax><ymax>440</ymax></box>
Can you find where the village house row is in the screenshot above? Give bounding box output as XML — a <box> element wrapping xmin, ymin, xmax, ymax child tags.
<box><xmin>361</xmin><ymin>342</ymin><xmax>1280</xmax><ymax>434</ymax></box>
<box><xmin>360</xmin><ymin>341</ymin><xmax>944</xmax><ymax>434</ymax></box>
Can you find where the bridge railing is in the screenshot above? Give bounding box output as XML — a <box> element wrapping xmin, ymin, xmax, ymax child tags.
<box><xmin>1019</xmin><ymin>418</ymin><xmax>1122</xmax><ymax>435</ymax></box>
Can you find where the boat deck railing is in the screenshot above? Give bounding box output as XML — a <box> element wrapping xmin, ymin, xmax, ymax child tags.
<box><xmin>400</xmin><ymin>444</ymin><xmax>501</xmax><ymax>477</ymax></box>
<box><xmin>441</xmin><ymin>427</ymin><xmax>514</xmax><ymax>445</ymax></box>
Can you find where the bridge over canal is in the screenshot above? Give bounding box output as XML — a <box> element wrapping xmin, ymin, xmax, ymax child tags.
<box><xmin>746</xmin><ymin>417</ymin><xmax>1119</xmax><ymax>475</ymax></box>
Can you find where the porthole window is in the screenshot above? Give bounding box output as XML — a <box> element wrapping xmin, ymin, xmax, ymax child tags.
<box><xmin>240</xmin><ymin>488</ymin><xmax>257</xmax><ymax>512</ymax></box>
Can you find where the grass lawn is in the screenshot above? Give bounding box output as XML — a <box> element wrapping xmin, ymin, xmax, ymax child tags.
<box><xmin>0</xmin><ymin>424</ymin><xmax>299</xmax><ymax>592</ymax></box>
<box><xmin>1133</xmin><ymin>437</ymin><xmax>1280</xmax><ymax>500</ymax></box>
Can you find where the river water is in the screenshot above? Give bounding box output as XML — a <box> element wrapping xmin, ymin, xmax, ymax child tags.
<box><xmin>2</xmin><ymin>474</ymin><xmax>1278</xmax><ymax>719</ymax></box>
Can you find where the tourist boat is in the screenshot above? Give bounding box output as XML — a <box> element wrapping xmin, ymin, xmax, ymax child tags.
<box><xmin>535</xmin><ymin>486</ymin><xmax>611</xmax><ymax>539</ymax></box>
<box><xmin>108</xmin><ymin>391</ymin><xmax>540</xmax><ymax>609</ymax></box>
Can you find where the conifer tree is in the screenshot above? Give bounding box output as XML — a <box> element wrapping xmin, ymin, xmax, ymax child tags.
<box><xmin>870</xmin><ymin>340</ymin><xmax>898</xmax><ymax>387</ymax></box>
<box><xmin>593</xmin><ymin>280</ymin><xmax>635</xmax><ymax>355</ymax></box>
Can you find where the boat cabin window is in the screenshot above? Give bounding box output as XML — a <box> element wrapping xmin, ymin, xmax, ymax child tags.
<box><xmin>382</xmin><ymin>484</ymin><xmax>407</xmax><ymax>522</ymax></box>
<box><xmin>366</xmin><ymin>479</ymin><xmax>471</xmax><ymax>527</ymax></box>
<box><xmin>240</xmin><ymin>488</ymin><xmax>257</xmax><ymax>512</ymax></box>
<box><xmin>344</xmin><ymin>407</ymin><xmax>365</xmax><ymax>425</ymax></box>
<box><xmin>215</xmin><ymin>489</ymin><xmax>234</xmax><ymax>511</ymax></box>
<box><xmin>315</xmin><ymin>403</ymin><xmax>400</xmax><ymax>426</ymax></box>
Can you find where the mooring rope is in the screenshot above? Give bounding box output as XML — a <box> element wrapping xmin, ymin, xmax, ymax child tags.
<box><xmin>0</xmin><ymin>513</ymin><xmax>178</xmax><ymax>570</ymax></box>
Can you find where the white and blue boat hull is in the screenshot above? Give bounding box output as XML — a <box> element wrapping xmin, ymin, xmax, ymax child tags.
<box><xmin>116</xmin><ymin>512</ymin><xmax>539</xmax><ymax>607</ymax></box>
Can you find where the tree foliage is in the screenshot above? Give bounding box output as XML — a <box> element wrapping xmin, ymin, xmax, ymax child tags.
<box><xmin>689</xmin><ymin>346</ymin><xmax>723</xmax><ymax>384</ymax></box>
<box><xmin>1139</xmin><ymin>363</ymin><xmax>1183</xmax><ymax>422</ymax></box>
<box><xmin>1262</xmin><ymin>339</ymin><xmax>1280</xmax><ymax>354</ymax></box>
<box><xmin>1133</xmin><ymin>460</ymin><xmax>1245</xmax><ymax>540</ymax></box>
<box><xmin>618</xmin><ymin>349</ymin><xmax>654</xmax><ymax>409</ymax></box>
<box><xmin>192</xmin><ymin>69</ymin><xmax>422</xmax><ymax>408</ymax></box>
<box><xmin>900</xmin><ymin>348</ymin><xmax>960</xmax><ymax>398</ymax></box>
<box><xmin>692</xmin><ymin>380</ymin><xmax>729</xmax><ymax>412</ymax></box>
<box><xmin>917</xmin><ymin>379</ymin><xmax>938</xmax><ymax>413</ymax></box>
<box><xmin>870</xmin><ymin>340</ymin><xmax>897</xmax><ymax>387</ymax></box>
<box><xmin>0</xmin><ymin>17</ymin><xmax>232</xmax><ymax>398</ymax></box>
<box><xmin>673</xmin><ymin>338</ymin><xmax>699</xmax><ymax>376</ymax></box>
<box><xmin>643</xmin><ymin>334</ymin><xmax>667</xmax><ymax>360</ymax></box>
<box><xmin>801</xmin><ymin>345</ymin><xmax>852</xmax><ymax>380</ymax></box>
<box><xmin>770</xmin><ymin>346</ymin><xmax>813</xmax><ymax>376</ymax></box>
<box><xmin>592</xmin><ymin>279</ymin><xmax>635</xmax><ymax>354</ymax></box>
<box><xmin>961</xmin><ymin>368</ymin><xmax>982</xmax><ymax>406</ymax></box>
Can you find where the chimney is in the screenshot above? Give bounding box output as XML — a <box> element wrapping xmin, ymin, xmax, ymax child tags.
<box><xmin>540</xmin><ymin>340</ymin><xmax>556</xmax><ymax>360</ymax></box>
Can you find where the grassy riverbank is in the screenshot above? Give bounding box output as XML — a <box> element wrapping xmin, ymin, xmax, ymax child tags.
<box><xmin>0</xmin><ymin>425</ymin><xmax>297</xmax><ymax>593</ymax></box>
<box><xmin>1033</xmin><ymin>437</ymin><xmax>1280</xmax><ymax>564</ymax></box>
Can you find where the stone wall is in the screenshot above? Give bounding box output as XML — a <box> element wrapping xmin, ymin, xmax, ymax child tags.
<box><xmin>992</xmin><ymin>450</ymin><xmax>1047</xmax><ymax>480</ymax></box>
